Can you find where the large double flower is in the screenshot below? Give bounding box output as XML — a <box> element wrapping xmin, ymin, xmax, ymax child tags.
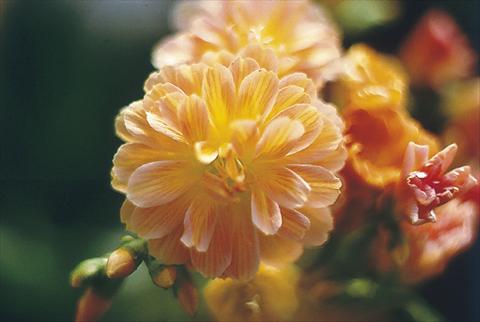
<box><xmin>112</xmin><ymin>55</ymin><xmax>345</xmax><ymax>280</ymax></box>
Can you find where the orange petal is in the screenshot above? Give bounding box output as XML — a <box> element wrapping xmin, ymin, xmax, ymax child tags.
<box><xmin>191</xmin><ymin>212</ymin><xmax>233</xmax><ymax>278</ymax></box>
<box><xmin>127</xmin><ymin>198</ymin><xmax>187</xmax><ymax>239</ymax></box>
<box><xmin>181</xmin><ymin>198</ymin><xmax>218</xmax><ymax>252</ymax></box>
<box><xmin>259</xmin><ymin>234</ymin><xmax>303</xmax><ymax>267</ymax></box>
<box><xmin>256</xmin><ymin>117</ymin><xmax>305</xmax><ymax>158</ymax></box>
<box><xmin>301</xmin><ymin>207</ymin><xmax>333</xmax><ymax>247</ymax></box>
<box><xmin>127</xmin><ymin>160</ymin><xmax>194</xmax><ymax>208</ymax></box>
<box><xmin>251</xmin><ymin>188</ymin><xmax>282</xmax><ymax>235</ymax></box>
<box><xmin>277</xmin><ymin>208</ymin><xmax>310</xmax><ymax>241</ymax></box>
<box><xmin>229</xmin><ymin>57</ymin><xmax>260</xmax><ymax>89</ymax></box>
<box><xmin>236</xmin><ymin>69</ymin><xmax>279</xmax><ymax>119</ymax></box>
<box><xmin>202</xmin><ymin>65</ymin><xmax>235</xmax><ymax>129</ymax></box>
<box><xmin>257</xmin><ymin>166</ymin><xmax>311</xmax><ymax>209</ymax></box>
<box><xmin>177</xmin><ymin>95</ymin><xmax>210</xmax><ymax>143</ymax></box>
<box><xmin>288</xmin><ymin>165</ymin><xmax>341</xmax><ymax>208</ymax></box>
<box><xmin>224</xmin><ymin>205</ymin><xmax>260</xmax><ymax>280</ymax></box>
<box><xmin>148</xmin><ymin>226</ymin><xmax>189</xmax><ymax>265</ymax></box>
<box><xmin>112</xmin><ymin>143</ymin><xmax>166</xmax><ymax>192</ymax></box>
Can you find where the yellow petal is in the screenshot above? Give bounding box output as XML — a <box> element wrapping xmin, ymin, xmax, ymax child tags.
<box><xmin>115</xmin><ymin>107</ymin><xmax>135</xmax><ymax>142</ymax></box>
<box><xmin>177</xmin><ymin>95</ymin><xmax>210</xmax><ymax>143</ymax></box>
<box><xmin>202</xmin><ymin>65</ymin><xmax>235</xmax><ymax>130</ymax></box>
<box><xmin>229</xmin><ymin>57</ymin><xmax>260</xmax><ymax>89</ymax></box>
<box><xmin>236</xmin><ymin>69</ymin><xmax>279</xmax><ymax>120</ymax></box>
<box><xmin>288</xmin><ymin>165</ymin><xmax>341</xmax><ymax>208</ymax></box>
<box><xmin>127</xmin><ymin>160</ymin><xmax>194</xmax><ymax>208</ymax></box>
<box><xmin>148</xmin><ymin>226</ymin><xmax>189</xmax><ymax>265</ymax></box>
<box><xmin>277</xmin><ymin>208</ymin><xmax>310</xmax><ymax>241</ymax></box>
<box><xmin>194</xmin><ymin>141</ymin><xmax>219</xmax><ymax>164</ymax></box>
<box><xmin>257</xmin><ymin>166</ymin><xmax>311</xmax><ymax>209</ymax></box>
<box><xmin>181</xmin><ymin>198</ymin><xmax>218</xmax><ymax>252</ymax></box>
<box><xmin>127</xmin><ymin>197</ymin><xmax>188</xmax><ymax>239</ymax></box>
<box><xmin>224</xmin><ymin>205</ymin><xmax>260</xmax><ymax>280</ymax></box>
<box><xmin>191</xmin><ymin>212</ymin><xmax>233</xmax><ymax>278</ymax></box>
<box><xmin>251</xmin><ymin>188</ymin><xmax>282</xmax><ymax>235</ymax></box>
<box><xmin>230</xmin><ymin>119</ymin><xmax>259</xmax><ymax>158</ymax></box>
<box><xmin>259</xmin><ymin>234</ymin><xmax>303</xmax><ymax>267</ymax></box>
<box><xmin>301</xmin><ymin>207</ymin><xmax>333</xmax><ymax>247</ymax></box>
<box><xmin>256</xmin><ymin>117</ymin><xmax>305</xmax><ymax>158</ymax></box>
<box><xmin>112</xmin><ymin>143</ymin><xmax>166</xmax><ymax>192</ymax></box>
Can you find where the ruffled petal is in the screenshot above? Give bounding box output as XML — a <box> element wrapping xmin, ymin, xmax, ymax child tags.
<box><xmin>181</xmin><ymin>197</ymin><xmax>218</xmax><ymax>252</ymax></box>
<box><xmin>268</xmin><ymin>85</ymin><xmax>311</xmax><ymax>120</ymax></box>
<box><xmin>277</xmin><ymin>208</ymin><xmax>310</xmax><ymax>241</ymax></box>
<box><xmin>229</xmin><ymin>57</ymin><xmax>260</xmax><ymax>89</ymax></box>
<box><xmin>177</xmin><ymin>95</ymin><xmax>210</xmax><ymax>143</ymax></box>
<box><xmin>256</xmin><ymin>116</ymin><xmax>305</xmax><ymax>158</ymax></box>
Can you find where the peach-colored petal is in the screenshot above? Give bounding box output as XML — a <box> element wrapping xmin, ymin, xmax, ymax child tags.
<box><xmin>426</xmin><ymin>143</ymin><xmax>457</xmax><ymax>175</ymax></box>
<box><xmin>115</xmin><ymin>107</ymin><xmax>135</xmax><ymax>142</ymax></box>
<box><xmin>120</xmin><ymin>199</ymin><xmax>135</xmax><ymax>224</ymax></box>
<box><xmin>274</xmin><ymin>104</ymin><xmax>322</xmax><ymax>155</ymax></box>
<box><xmin>259</xmin><ymin>234</ymin><xmax>303</xmax><ymax>267</ymax></box>
<box><xmin>194</xmin><ymin>141</ymin><xmax>219</xmax><ymax>164</ymax></box>
<box><xmin>257</xmin><ymin>166</ymin><xmax>311</xmax><ymax>209</ymax></box>
<box><xmin>251</xmin><ymin>188</ymin><xmax>282</xmax><ymax>235</ymax></box>
<box><xmin>241</xmin><ymin>44</ymin><xmax>278</xmax><ymax>72</ymax></box>
<box><xmin>288</xmin><ymin>165</ymin><xmax>342</xmax><ymax>208</ymax></box>
<box><xmin>229</xmin><ymin>57</ymin><xmax>260</xmax><ymax>89</ymax></box>
<box><xmin>277</xmin><ymin>208</ymin><xmax>310</xmax><ymax>241</ymax></box>
<box><xmin>181</xmin><ymin>198</ymin><xmax>218</xmax><ymax>252</ymax></box>
<box><xmin>146</xmin><ymin>111</ymin><xmax>186</xmax><ymax>143</ymax></box>
<box><xmin>151</xmin><ymin>33</ymin><xmax>196</xmax><ymax>69</ymax></box>
<box><xmin>202</xmin><ymin>65</ymin><xmax>235</xmax><ymax>129</ymax></box>
<box><xmin>148</xmin><ymin>225</ymin><xmax>189</xmax><ymax>265</ymax></box>
<box><xmin>236</xmin><ymin>69</ymin><xmax>279</xmax><ymax>119</ymax></box>
<box><xmin>316</xmin><ymin>144</ymin><xmax>347</xmax><ymax>172</ymax></box>
<box><xmin>112</xmin><ymin>143</ymin><xmax>167</xmax><ymax>192</ymax></box>
<box><xmin>279</xmin><ymin>72</ymin><xmax>316</xmax><ymax>97</ymax></box>
<box><xmin>191</xmin><ymin>212</ymin><xmax>233</xmax><ymax>278</ymax></box>
<box><xmin>128</xmin><ymin>198</ymin><xmax>187</xmax><ymax>239</ymax></box>
<box><xmin>230</xmin><ymin>119</ymin><xmax>259</xmax><ymax>157</ymax></box>
<box><xmin>256</xmin><ymin>117</ymin><xmax>305</xmax><ymax>158</ymax></box>
<box><xmin>400</xmin><ymin>142</ymin><xmax>431</xmax><ymax>178</ymax></box>
<box><xmin>268</xmin><ymin>86</ymin><xmax>311</xmax><ymax>120</ymax></box>
<box><xmin>301</xmin><ymin>207</ymin><xmax>333</xmax><ymax>247</ymax></box>
<box><xmin>127</xmin><ymin>160</ymin><xmax>195</xmax><ymax>208</ymax></box>
<box><xmin>224</xmin><ymin>205</ymin><xmax>260</xmax><ymax>280</ymax></box>
<box><xmin>177</xmin><ymin>95</ymin><xmax>210</xmax><ymax>143</ymax></box>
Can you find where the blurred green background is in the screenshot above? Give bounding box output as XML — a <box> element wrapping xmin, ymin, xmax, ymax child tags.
<box><xmin>0</xmin><ymin>1</ymin><xmax>478</xmax><ymax>321</ymax></box>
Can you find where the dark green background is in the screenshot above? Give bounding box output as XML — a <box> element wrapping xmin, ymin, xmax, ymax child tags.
<box><xmin>1</xmin><ymin>1</ymin><xmax>478</xmax><ymax>321</ymax></box>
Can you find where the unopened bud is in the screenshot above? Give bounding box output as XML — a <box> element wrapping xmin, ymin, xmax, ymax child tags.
<box><xmin>70</xmin><ymin>258</ymin><xmax>107</xmax><ymax>288</ymax></box>
<box><xmin>106</xmin><ymin>248</ymin><xmax>136</xmax><ymax>279</ymax></box>
<box><xmin>153</xmin><ymin>266</ymin><xmax>177</xmax><ymax>289</ymax></box>
<box><xmin>75</xmin><ymin>288</ymin><xmax>111</xmax><ymax>322</ymax></box>
<box><xmin>177</xmin><ymin>280</ymin><xmax>199</xmax><ymax>316</ymax></box>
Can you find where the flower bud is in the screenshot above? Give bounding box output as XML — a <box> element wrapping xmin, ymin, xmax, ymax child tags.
<box><xmin>75</xmin><ymin>288</ymin><xmax>111</xmax><ymax>322</ymax></box>
<box><xmin>153</xmin><ymin>266</ymin><xmax>177</xmax><ymax>289</ymax></box>
<box><xmin>70</xmin><ymin>258</ymin><xmax>107</xmax><ymax>288</ymax></box>
<box><xmin>177</xmin><ymin>279</ymin><xmax>199</xmax><ymax>316</ymax></box>
<box><xmin>106</xmin><ymin>248</ymin><xmax>136</xmax><ymax>279</ymax></box>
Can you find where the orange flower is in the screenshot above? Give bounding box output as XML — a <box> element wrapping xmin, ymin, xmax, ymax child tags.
<box><xmin>113</xmin><ymin>54</ymin><xmax>345</xmax><ymax>280</ymax></box>
<box><xmin>396</xmin><ymin>142</ymin><xmax>478</xmax><ymax>225</ymax></box>
<box><xmin>331</xmin><ymin>44</ymin><xmax>408</xmax><ymax>110</ymax></box>
<box><xmin>152</xmin><ymin>0</ymin><xmax>341</xmax><ymax>86</ymax></box>
<box><xmin>375</xmin><ymin>198</ymin><xmax>478</xmax><ymax>283</ymax></box>
<box><xmin>344</xmin><ymin>107</ymin><xmax>438</xmax><ymax>188</ymax></box>
<box><xmin>399</xmin><ymin>10</ymin><xmax>476</xmax><ymax>88</ymax></box>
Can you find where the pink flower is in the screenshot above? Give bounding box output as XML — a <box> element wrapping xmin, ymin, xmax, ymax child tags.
<box><xmin>398</xmin><ymin>142</ymin><xmax>478</xmax><ymax>225</ymax></box>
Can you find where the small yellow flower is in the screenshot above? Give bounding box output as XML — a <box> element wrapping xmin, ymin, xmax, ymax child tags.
<box><xmin>204</xmin><ymin>264</ymin><xmax>300</xmax><ymax>321</ymax></box>
<box><xmin>113</xmin><ymin>52</ymin><xmax>345</xmax><ymax>280</ymax></box>
<box><xmin>152</xmin><ymin>0</ymin><xmax>341</xmax><ymax>87</ymax></box>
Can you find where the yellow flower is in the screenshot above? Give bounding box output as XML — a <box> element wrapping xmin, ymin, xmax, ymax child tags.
<box><xmin>112</xmin><ymin>53</ymin><xmax>345</xmax><ymax>280</ymax></box>
<box><xmin>204</xmin><ymin>264</ymin><xmax>300</xmax><ymax>321</ymax></box>
<box><xmin>152</xmin><ymin>0</ymin><xmax>341</xmax><ymax>87</ymax></box>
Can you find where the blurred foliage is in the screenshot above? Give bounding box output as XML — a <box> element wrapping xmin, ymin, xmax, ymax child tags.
<box><xmin>0</xmin><ymin>1</ymin><xmax>479</xmax><ymax>321</ymax></box>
